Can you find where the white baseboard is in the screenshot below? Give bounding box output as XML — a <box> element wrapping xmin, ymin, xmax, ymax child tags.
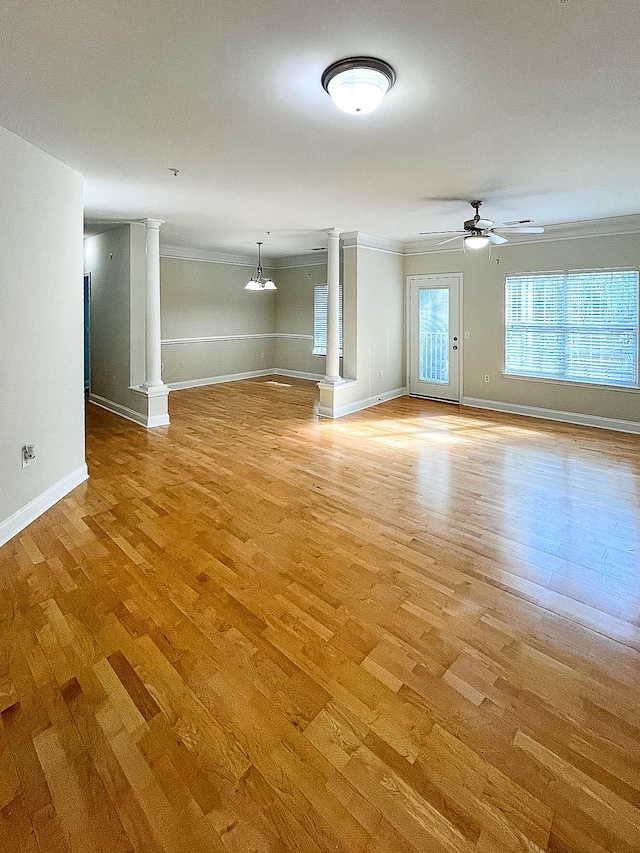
<box><xmin>273</xmin><ymin>369</ymin><xmax>324</xmax><ymax>381</ymax></box>
<box><xmin>89</xmin><ymin>394</ymin><xmax>170</xmax><ymax>429</ymax></box>
<box><xmin>147</xmin><ymin>413</ymin><xmax>171</xmax><ymax>427</ymax></box>
<box><xmin>462</xmin><ymin>396</ymin><xmax>640</xmax><ymax>435</ymax></box>
<box><xmin>319</xmin><ymin>387</ymin><xmax>407</xmax><ymax>419</ymax></box>
<box><xmin>167</xmin><ymin>369</ymin><xmax>273</xmax><ymax>391</ymax></box>
<box><xmin>0</xmin><ymin>464</ymin><xmax>89</xmax><ymax>548</ymax></box>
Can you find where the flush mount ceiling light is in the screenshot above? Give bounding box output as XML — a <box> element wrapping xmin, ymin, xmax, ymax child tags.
<box><xmin>245</xmin><ymin>242</ymin><xmax>276</xmax><ymax>290</ymax></box>
<box><xmin>464</xmin><ymin>234</ymin><xmax>491</xmax><ymax>250</ymax></box>
<box><xmin>322</xmin><ymin>56</ymin><xmax>396</xmax><ymax>115</ymax></box>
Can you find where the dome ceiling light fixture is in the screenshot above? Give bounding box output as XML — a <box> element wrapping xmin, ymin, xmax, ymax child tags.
<box><xmin>321</xmin><ymin>56</ymin><xmax>396</xmax><ymax>115</ymax></box>
<box><xmin>464</xmin><ymin>234</ymin><xmax>491</xmax><ymax>250</ymax></box>
<box><xmin>245</xmin><ymin>242</ymin><xmax>276</xmax><ymax>290</ymax></box>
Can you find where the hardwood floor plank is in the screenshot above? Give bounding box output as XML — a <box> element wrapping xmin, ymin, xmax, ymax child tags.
<box><xmin>1</xmin><ymin>379</ymin><xmax>639</xmax><ymax>850</ymax></box>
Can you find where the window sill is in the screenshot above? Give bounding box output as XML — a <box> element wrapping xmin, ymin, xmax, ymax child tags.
<box><xmin>502</xmin><ymin>373</ymin><xmax>640</xmax><ymax>393</ymax></box>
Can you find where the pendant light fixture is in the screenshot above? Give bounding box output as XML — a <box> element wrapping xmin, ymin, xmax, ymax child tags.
<box><xmin>322</xmin><ymin>57</ymin><xmax>396</xmax><ymax>115</ymax></box>
<box><xmin>245</xmin><ymin>242</ymin><xmax>276</xmax><ymax>290</ymax></box>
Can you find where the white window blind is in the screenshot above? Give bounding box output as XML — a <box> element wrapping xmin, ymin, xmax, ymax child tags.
<box><xmin>313</xmin><ymin>284</ymin><xmax>343</xmax><ymax>356</ymax></box>
<box><xmin>505</xmin><ymin>269</ymin><xmax>639</xmax><ymax>387</ymax></box>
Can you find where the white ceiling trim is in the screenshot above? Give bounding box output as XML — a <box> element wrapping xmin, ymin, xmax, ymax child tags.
<box><xmin>161</xmin><ymin>245</ymin><xmax>258</xmax><ymax>267</ymax></box>
<box><xmin>270</xmin><ymin>253</ymin><xmax>327</xmax><ymax>269</ymax></box>
<box><xmin>341</xmin><ymin>231</ymin><xmax>405</xmax><ymax>254</ymax></box>
<box><xmin>162</xmin><ymin>214</ymin><xmax>640</xmax><ymax>266</ymax></box>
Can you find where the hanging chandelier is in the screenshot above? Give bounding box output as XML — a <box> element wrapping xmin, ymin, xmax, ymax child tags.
<box><xmin>245</xmin><ymin>242</ymin><xmax>276</xmax><ymax>290</ymax></box>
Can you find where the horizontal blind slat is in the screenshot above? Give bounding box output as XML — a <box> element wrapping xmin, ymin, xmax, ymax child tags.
<box><xmin>505</xmin><ymin>269</ymin><xmax>638</xmax><ymax>387</ymax></box>
<box><xmin>313</xmin><ymin>284</ymin><xmax>343</xmax><ymax>356</ymax></box>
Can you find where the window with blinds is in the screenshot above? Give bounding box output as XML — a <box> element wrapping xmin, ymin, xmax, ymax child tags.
<box><xmin>505</xmin><ymin>269</ymin><xmax>639</xmax><ymax>387</ymax></box>
<box><xmin>313</xmin><ymin>284</ymin><xmax>343</xmax><ymax>356</ymax></box>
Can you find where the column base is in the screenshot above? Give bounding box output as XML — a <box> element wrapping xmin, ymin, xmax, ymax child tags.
<box><xmin>322</xmin><ymin>375</ymin><xmax>344</xmax><ymax>385</ymax></box>
<box><xmin>140</xmin><ymin>382</ymin><xmax>170</xmax><ymax>394</ymax></box>
<box><xmin>130</xmin><ymin>384</ymin><xmax>170</xmax><ymax>427</ymax></box>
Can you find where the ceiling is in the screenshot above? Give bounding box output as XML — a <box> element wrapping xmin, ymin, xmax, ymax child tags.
<box><xmin>1</xmin><ymin>0</ymin><xmax>639</xmax><ymax>259</ymax></box>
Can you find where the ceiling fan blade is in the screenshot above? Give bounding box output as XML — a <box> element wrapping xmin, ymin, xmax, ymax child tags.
<box><xmin>475</xmin><ymin>218</ymin><xmax>494</xmax><ymax>230</ymax></box>
<box><xmin>494</xmin><ymin>226</ymin><xmax>544</xmax><ymax>234</ymax></box>
<box><xmin>488</xmin><ymin>232</ymin><xmax>508</xmax><ymax>245</ymax></box>
<box><xmin>436</xmin><ymin>234</ymin><xmax>465</xmax><ymax>245</ymax></box>
<box><xmin>418</xmin><ymin>230</ymin><xmax>463</xmax><ymax>235</ymax></box>
<box><xmin>501</xmin><ymin>219</ymin><xmax>532</xmax><ymax>226</ymax></box>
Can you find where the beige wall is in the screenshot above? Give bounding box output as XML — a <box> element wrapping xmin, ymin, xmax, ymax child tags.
<box><xmin>84</xmin><ymin>224</ymin><xmax>148</xmax><ymax>417</ymax></box>
<box><xmin>405</xmin><ymin>233</ymin><xmax>640</xmax><ymax>423</ymax></box>
<box><xmin>273</xmin><ymin>261</ymin><xmax>327</xmax><ymax>377</ymax></box>
<box><xmin>0</xmin><ymin>124</ymin><xmax>85</xmax><ymax>534</ymax></box>
<box><xmin>160</xmin><ymin>256</ymin><xmax>276</xmax><ymax>384</ymax></box>
<box><xmin>357</xmin><ymin>247</ymin><xmax>405</xmax><ymax>394</ymax></box>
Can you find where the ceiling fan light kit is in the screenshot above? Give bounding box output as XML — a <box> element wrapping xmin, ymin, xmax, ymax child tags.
<box><xmin>464</xmin><ymin>234</ymin><xmax>490</xmax><ymax>250</ymax></box>
<box><xmin>322</xmin><ymin>57</ymin><xmax>396</xmax><ymax>115</ymax></box>
<box><xmin>245</xmin><ymin>242</ymin><xmax>276</xmax><ymax>291</ymax></box>
<box><xmin>422</xmin><ymin>200</ymin><xmax>545</xmax><ymax>252</ymax></box>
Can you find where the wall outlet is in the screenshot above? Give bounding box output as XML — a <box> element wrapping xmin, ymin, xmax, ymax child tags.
<box><xmin>484</xmin><ymin>374</ymin><xmax>490</xmax><ymax>383</ymax></box>
<box><xmin>379</xmin><ymin>369</ymin><xmax>384</xmax><ymax>378</ymax></box>
<box><xmin>260</xmin><ymin>352</ymin><xmax>264</xmax><ymax>359</ymax></box>
<box><xmin>22</xmin><ymin>444</ymin><xmax>36</xmax><ymax>469</ymax></box>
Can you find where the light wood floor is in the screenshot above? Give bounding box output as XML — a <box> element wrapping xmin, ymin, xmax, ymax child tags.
<box><xmin>1</xmin><ymin>378</ymin><xmax>640</xmax><ymax>853</ymax></box>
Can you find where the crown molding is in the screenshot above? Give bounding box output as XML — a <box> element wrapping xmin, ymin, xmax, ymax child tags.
<box><xmin>270</xmin><ymin>252</ymin><xmax>328</xmax><ymax>269</ymax></box>
<box><xmin>340</xmin><ymin>231</ymin><xmax>405</xmax><ymax>254</ymax></box>
<box><xmin>160</xmin><ymin>214</ymin><xmax>640</xmax><ymax>266</ymax></box>
<box><xmin>512</xmin><ymin>213</ymin><xmax>640</xmax><ymax>243</ymax></box>
<box><xmin>160</xmin><ymin>245</ymin><xmax>259</xmax><ymax>266</ymax></box>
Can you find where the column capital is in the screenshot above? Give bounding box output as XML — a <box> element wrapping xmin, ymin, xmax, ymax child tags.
<box><xmin>325</xmin><ymin>227</ymin><xmax>343</xmax><ymax>238</ymax></box>
<box><xmin>142</xmin><ymin>218</ymin><xmax>164</xmax><ymax>230</ymax></box>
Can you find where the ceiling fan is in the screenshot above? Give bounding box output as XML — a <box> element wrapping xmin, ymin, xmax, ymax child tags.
<box><xmin>420</xmin><ymin>200</ymin><xmax>544</xmax><ymax>249</ymax></box>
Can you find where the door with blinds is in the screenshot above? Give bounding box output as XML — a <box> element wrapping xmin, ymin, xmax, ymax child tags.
<box><xmin>408</xmin><ymin>274</ymin><xmax>461</xmax><ymax>401</ymax></box>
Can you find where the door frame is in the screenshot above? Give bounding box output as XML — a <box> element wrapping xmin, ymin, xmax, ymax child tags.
<box><xmin>405</xmin><ymin>272</ymin><xmax>464</xmax><ymax>402</ymax></box>
<box><xmin>84</xmin><ymin>272</ymin><xmax>91</xmax><ymax>392</ymax></box>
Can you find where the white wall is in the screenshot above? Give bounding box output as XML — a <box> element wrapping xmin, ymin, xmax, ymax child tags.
<box><xmin>0</xmin><ymin>124</ymin><xmax>87</xmax><ymax>545</ymax></box>
<box><xmin>405</xmin><ymin>233</ymin><xmax>640</xmax><ymax>426</ymax></box>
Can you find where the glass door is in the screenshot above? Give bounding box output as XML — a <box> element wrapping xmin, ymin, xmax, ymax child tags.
<box><xmin>409</xmin><ymin>275</ymin><xmax>461</xmax><ymax>401</ymax></box>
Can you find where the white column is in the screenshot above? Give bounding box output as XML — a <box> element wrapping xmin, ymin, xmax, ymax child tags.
<box><xmin>324</xmin><ymin>227</ymin><xmax>342</xmax><ymax>383</ymax></box>
<box><xmin>142</xmin><ymin>218</ymin><xmax>166</xmax><ymax>389</ymax></box>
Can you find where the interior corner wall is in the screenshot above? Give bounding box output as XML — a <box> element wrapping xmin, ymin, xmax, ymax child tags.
<box><xmin>0</xmin><ymin>124</ymin><xmax>86</xmax><ymax>544</ymax></box>
<box><xmin>129</xmin><ymin>222</ymin><xmax>147</xmax><ymax>387</ymax></box>
<box><xmin>404</xmin><ymin>232</ymin><xmax>640</xmax><ymax>425</ymax></box>
<box><xmin>160</xmin><ymin>256</ymin><xmax>276</xmax><ymax>385</ymax></box>
<box><xmin>333</xmin><ymin>246</ymin><xmax>405</xmax><ymax>411</ymax></box>
<box><xmin>274</xmin><ymin>261</ymin><xmax>327</xmax><ymax>377</ymax></box>
<box><xmin>84</xmin><ymin>224</ymin><xmax>148</xmax><ymax>418</ymax></box>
